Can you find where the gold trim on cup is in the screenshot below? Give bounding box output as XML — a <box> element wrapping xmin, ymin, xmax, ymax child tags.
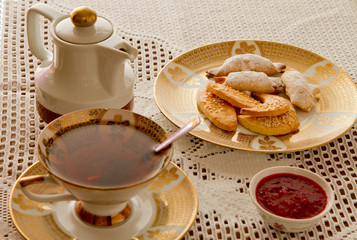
<box><xmin>19</xmin><ymin>175</ymin><xmax>45</xmax><ymax>187</ymax></box>
<box><xmin>75</xmin><ymin>201</ymin><xmax>131</xmax><ymax>227</ymax></box>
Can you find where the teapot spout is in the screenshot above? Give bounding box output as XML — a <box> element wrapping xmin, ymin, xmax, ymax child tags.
<box><xmin>98</xmin><ymin>34</ymin><xmax>138</xmax><ymax>61</ymax></box>
<box><xmin>114</xmin><ymin>40</ymin><xmax>138</xmax><ymax>61</ymax></box>
<box><xmin>95</xmin><ymin>38</ymin><xmax>137</xmax><ymax>100</ymax></box>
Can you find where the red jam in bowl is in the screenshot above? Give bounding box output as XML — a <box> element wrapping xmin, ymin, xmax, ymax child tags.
<box><xmin>256</xmin><ymin>173</ymin><xmax>327</xmax><ymax>219</ymax></box>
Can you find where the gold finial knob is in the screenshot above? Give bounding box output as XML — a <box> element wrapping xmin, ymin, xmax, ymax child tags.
<box><xmin>70</xmin><ymin>6</ymin><xmax>97</xmax><ymax>27</ymax></box>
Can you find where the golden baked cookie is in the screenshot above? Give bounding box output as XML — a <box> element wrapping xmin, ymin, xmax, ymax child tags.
<box><xmin>197</xmin><ymin>90</ymin><xmax>238</xmax><ymax>131</ymax></box>
<box><xmin>206</xmin><ymin>54</ymin><xmax>286</xmax><ymax>77</ymax></box>
<box><xmin>240</xmin><ymin>93</ymin><xmax>291</xmax><ymax>117</ymax></box>
<box><xmin>206</xmin><ymin>82</ymin><xmax>260</xmax><ymax>108</ymax></box>
<box><xmin>238</xmin><ymin>102</ymin><xmax>300</xmax><ymax>135</ymax></box>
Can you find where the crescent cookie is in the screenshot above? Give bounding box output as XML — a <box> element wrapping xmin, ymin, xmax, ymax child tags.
<box><xmin>197</xmin><ymin>90</ymin><xmax>238</xmax><ymax>131</ymax></box>
<box><xmin>216</xmin><ymin>71</ymin><xmax>283</xmax><ymax>93</ymax></box>
<box><xmin>281</xmin><ymin>68</ymin><xmax>318</xmax><ymax>112</ymax></box>
<box><xmin>207</xmin><ymin>54</ymin><xmax>286</xmax><ymax>77</ymax></box>
<box><xmin>205</xmin><ymin>82</ymin><xmax>260</xmax><ymax>109</ymax></box>
<box><xmin>240</xmin><ymin>93</ymin><xmax>291</xmax><ymax>117</ymax></box>
<box><xmin>238</xmin><ymin>102</ymin><xmax>300</xmax><ymax>135</ymax></box>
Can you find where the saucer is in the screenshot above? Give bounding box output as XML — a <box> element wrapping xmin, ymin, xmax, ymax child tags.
<box><xmin>10</xmin><ymin>161</ymin><xmax>198</xmax><ymax>240</ymax></box>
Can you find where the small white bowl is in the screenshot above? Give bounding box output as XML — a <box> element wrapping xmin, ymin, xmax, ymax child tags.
<box><xmin>249</xmin><ymin>166</ymin><xmax>334</xmax><ymax>232</ymax></box>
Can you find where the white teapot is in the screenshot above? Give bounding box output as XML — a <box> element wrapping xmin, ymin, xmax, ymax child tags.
<box><xmin>27</xmin><ymin>4</ymin><xmax>138</xmax><ymax>123</ymax></box>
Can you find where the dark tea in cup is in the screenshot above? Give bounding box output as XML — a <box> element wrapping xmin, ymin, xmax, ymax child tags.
<box><xmin>45</xmin><ymin>123</ymin><xmax>166</xmax><ymax>188</ymax></box>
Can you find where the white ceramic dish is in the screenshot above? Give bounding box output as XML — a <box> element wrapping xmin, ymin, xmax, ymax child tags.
<box><xmin>249</xmin><ymin>166</ymin><xmax>334</xmax><ymax>232</ymax></box>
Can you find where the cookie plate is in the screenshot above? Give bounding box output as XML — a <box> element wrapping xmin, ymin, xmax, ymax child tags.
<box><xmin>154</xmin><ymin>40</ymin><xmax>357</xmax><ymax>152</ymax></box>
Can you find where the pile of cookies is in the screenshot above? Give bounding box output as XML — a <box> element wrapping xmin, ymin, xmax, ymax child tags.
<box><xmin>197</xmin><ymin>53</ymin><xmax>319</xmax><ymax>135</ymax></box>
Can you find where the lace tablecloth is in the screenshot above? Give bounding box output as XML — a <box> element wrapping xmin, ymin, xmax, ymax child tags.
<box><xmin>1</xmin><ymin>0</ymin><xmax>357</xmax><ymax>239</ymax></box>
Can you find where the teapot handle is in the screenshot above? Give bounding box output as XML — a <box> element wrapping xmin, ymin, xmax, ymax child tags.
<box><xmin>27</xmin><ymin>4</ymin><xmax>64</xmax><ymax>65</ymax></box>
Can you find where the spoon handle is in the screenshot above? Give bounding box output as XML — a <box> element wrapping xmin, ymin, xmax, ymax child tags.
<box><xmin>154</xmin><ymin>114</ymin><xmax>201</xmax><ymax>152</ymax></box>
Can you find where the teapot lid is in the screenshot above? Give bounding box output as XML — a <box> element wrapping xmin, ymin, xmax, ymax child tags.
<box><xmin>55</xmin><ymin>6</ymin><xmax>112</xmax><ymax>44</ymax></box>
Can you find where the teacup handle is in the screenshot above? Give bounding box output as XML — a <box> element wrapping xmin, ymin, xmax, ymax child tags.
<box><xmin>19</xmin><ymin>175</ymin><xmax>76</xmax><ymax>202</ymax></box>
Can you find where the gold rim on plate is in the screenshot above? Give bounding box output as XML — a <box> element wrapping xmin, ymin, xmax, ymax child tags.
<box><xmin>154</xmin><ymin>40</ymin><xmax>357</xmax><ymax>153</ymax></box>
<box><xmin>9</xmin><ymin>161</ymin><xmax>198</xmax><ymax>240</ymax></box>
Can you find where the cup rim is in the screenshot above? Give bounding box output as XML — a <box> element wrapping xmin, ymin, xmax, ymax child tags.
<box><xmin>36</xmin><ymin>108</ymin><xmax>174</xmax><ymax>191</ymax></box>
<box><xmin>249</xmin><ymin>166</ymin><xmax>334</xmax><ymax>223</ymax></box>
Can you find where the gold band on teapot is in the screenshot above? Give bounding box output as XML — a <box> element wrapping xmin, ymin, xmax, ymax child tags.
<box><xmin>70</xmin><ymin>6</ymin><xmax>97</xmax><ymax>27</ymax></box>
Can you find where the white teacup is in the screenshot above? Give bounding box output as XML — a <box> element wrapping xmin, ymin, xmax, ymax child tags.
<box><xmin>19</xmin><ymin>108</ymin><xmax>173</xmax><ymax>226</ymax></box>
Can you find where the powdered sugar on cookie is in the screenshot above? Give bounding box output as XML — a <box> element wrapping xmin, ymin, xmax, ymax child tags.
<box><xmin>206</xmin><ymin>53</ymin><xmax>286</xmax><ymax>77</ymax></box>
<box><xmin>281</xmin><ymin>68</ymin><xmax>319</xmax><ymax>112</ymax></box>
<box><xmin>217</xmin><ymin>71</ymin><xmax>283</xmax><ymax>93</ymax></box>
